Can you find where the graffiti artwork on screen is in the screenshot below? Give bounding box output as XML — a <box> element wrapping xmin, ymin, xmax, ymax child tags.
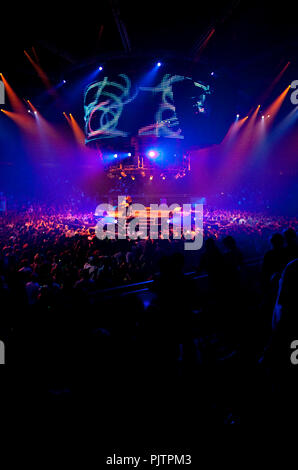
<box><xmin>84</xmin><ymin>74</ymin><xmax>209</xmax><ymax>143</ymax></box>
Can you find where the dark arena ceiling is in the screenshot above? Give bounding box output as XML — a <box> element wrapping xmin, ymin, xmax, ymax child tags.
<box><xmin>1</xmin><ymin>0</ymin><xmax>297</xmax><ymax>107</ymax></box>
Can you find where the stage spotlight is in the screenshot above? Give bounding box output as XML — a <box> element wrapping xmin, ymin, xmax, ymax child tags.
<box><xmin>113</xmin><ymin>154</ymin><xmax>118</xmax><ymax>158</ymax></box>
<box><xmin>34</xmin><ymin>111</ymin><xmax>37</xmax><ymax>115</ymax></box>
<box><xmin>211</xmin><ymin>72</ymin><xmax>215</xmax><ymax>76</ymax></box>
<box><xmin>98</xmin><ymin>66</ymin><xmax>103</xmax><ymax>71</ymax></box>
<box><xmin>236</xmin><ymin>114</ymin><xmax>240</xmax><ymax>118</ymax></box>
<box><xmin>63</xmin><ymin>80</ymin><xmax>66</xmax><ymax>84</ymax></box>
<box><xmin>147</xmin><ymin>149</ymin><xmax>158</xmax><ymax>158</ymax></box>
<box><xmin>262</xmin><ymin>115</ymin><xmax>265</xmax><ymax>119</ymax></box>
<box><xmin>267</xmin><ymin>114</ymin><xmax>270</xmax><ymax>118</ymax></box>
<box><xmin>149</xmin><ymin>175</ymin><xmax>153</xmax><ymax>180</ymax></box>
<box><xmin>127</xmin><ymin>152</ymin><xmax>132</xmax><ymax>156</ymax></box>
<box><xmin>157</xmin><ymin>62</ymin><xmax>161</xmax><ymax>67</ymax></box>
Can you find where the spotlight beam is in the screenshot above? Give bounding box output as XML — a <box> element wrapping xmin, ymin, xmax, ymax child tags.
<box><xmin>0</xmin><ymin>109</ymin><xmax>37</xmax><ymax>135</ymax></box>
<box><xmin>257</xmin><ymin>61</ymin><xmax>291</xmax><ymax>106</ymax></box>
<box><xmin>0</xmin><ymin>73</ymin><xmax>27</xmax><ymax>113</ymax></box>
<box><xmin>262</xmin><ymin>86</ymin><xmax>291</xmax><ymax>126</ymax></box>
<box><xmin>24</xmin><ymin>50</ymin><xmax>55</xmax><ymax>95</ymax></box>
<box><xmin>69</xmin><ymin>113</ymin><xmax>85</xmax><ymax>145</ymax></box>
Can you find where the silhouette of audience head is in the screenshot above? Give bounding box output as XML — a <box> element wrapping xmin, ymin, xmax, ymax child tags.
<box><xmin>284</xmin><ymin>228</ymin><xmax>296</xmax><ymax>246</ymax></box>
<box><xmin>222</xmin><ymin>235</ymin><xmax>237</xmax><ymax>251</ymax></box>
<box><xmin>270</xmin><ymin>233</ymin><xmax>284</xmax><ymax>250</ymax></box>
<box><xmin>205</xmin><ymin>238</ymin><xmax>217</xmax><ymax>251</ymax></box>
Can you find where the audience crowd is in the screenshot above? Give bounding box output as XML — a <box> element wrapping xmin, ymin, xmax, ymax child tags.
<box><xmin>0</xmin><ymin>198</ymin><xmax>297</xmax><ymax>424</ymax></box>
